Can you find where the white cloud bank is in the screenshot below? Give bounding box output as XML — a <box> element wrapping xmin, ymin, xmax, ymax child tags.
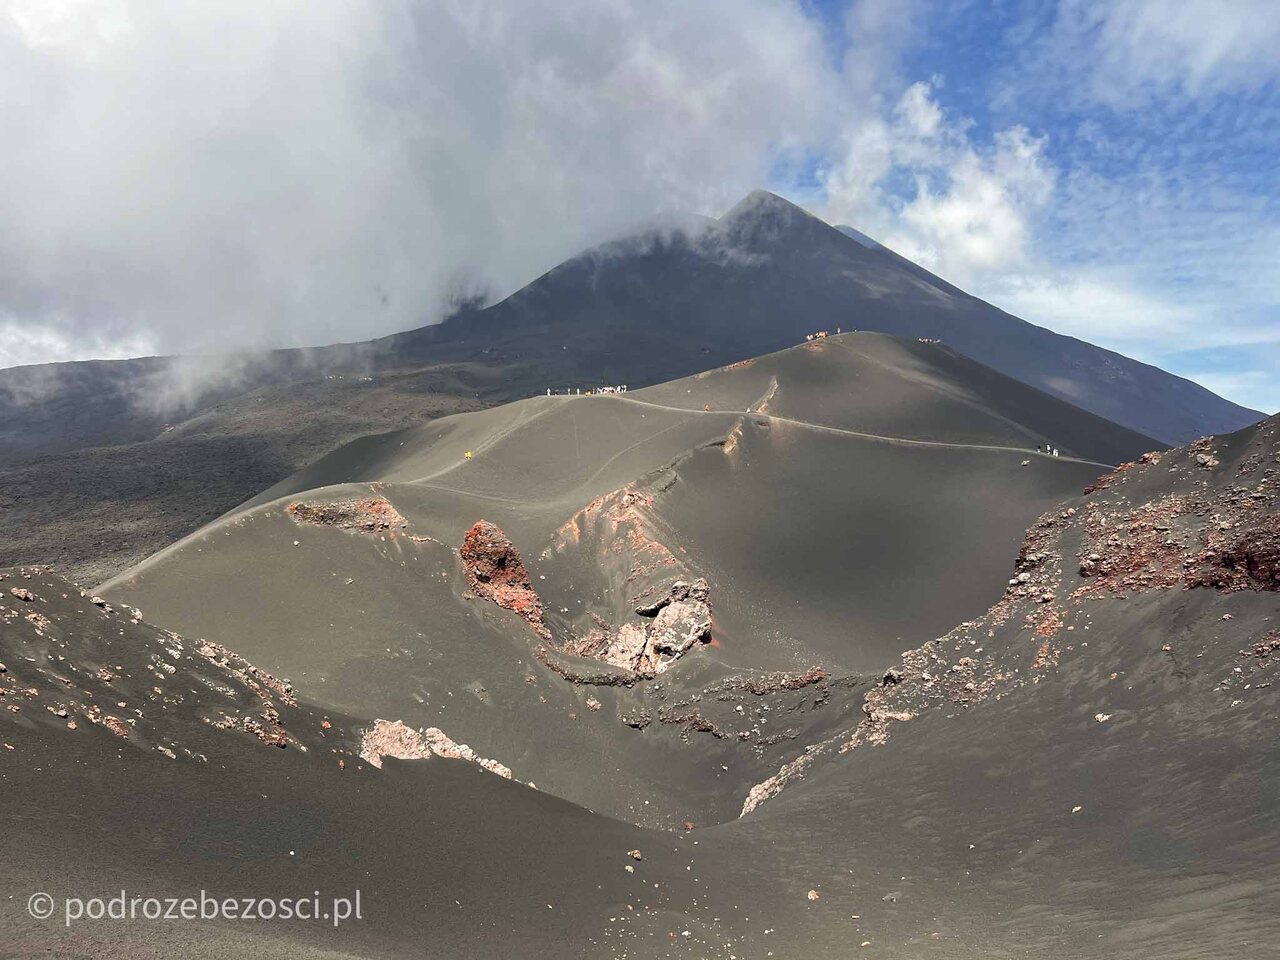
<box><xmin>819</xmin><ymin>80</ymin><xmax>1057</xmax><ymax>300</ymax></box>
<box><xmin>1045</xmin><ymin>0</ymin><xmax>1280</xmax><ymax>105</ymax></box>
<box><xmin>833</xmin><ymin>99</ymin><xmax>1054</xmax><ymax>278</ymax></box>
<box><xmin>0</xmin><ymin>0</ymin><xmax>835</xmax><ymax>368</ymax></box>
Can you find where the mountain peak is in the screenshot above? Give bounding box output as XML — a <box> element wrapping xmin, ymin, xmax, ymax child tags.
<box><xmin>718</xmin><ymin>189</ymin><xmax>841</xmax><ymax>251</ymax></box>
<box><xmin>721</xmin><ymin>189</ymin><xmax>815</xmax><ymax>224</ymax></box>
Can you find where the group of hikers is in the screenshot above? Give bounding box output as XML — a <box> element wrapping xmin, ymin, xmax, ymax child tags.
<box><xmin>1038</xmin><ymin>444</ymin><xmax>1062</xmax><ymax>457</ymax></box>
<box><xmin>546</xmin><ymin>385</ymin><xmax>628</xmax><ymax>397</ymax></box>
<box><xmin>800</xmin><ymin>329</ymin><xmax>944</xmax><ymax>346</ymax></box>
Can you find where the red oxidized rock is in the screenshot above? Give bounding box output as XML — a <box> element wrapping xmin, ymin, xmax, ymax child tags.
<box><xmin>286</xmin><ymin>497</ymin><xmax>407</xmax><ymax>532</ymax></box>
<box><xmin>460</xmin><ymin>521</ymin><xmax>551</xmax><ymax>639</ymax></box>
<box><xmin>1190</xmin><ymin>522</ymin><xmax>1280</xmax><ymax>592</ymax></box>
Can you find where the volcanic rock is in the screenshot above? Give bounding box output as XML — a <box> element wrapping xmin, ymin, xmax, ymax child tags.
<box><xmin>647</xmin><ymin>601</ymin><xmax>713</xmax><ymax>671</ymax></box>
<box><xmin>286</xmin><ymin>496</ymin><xmax>407</xmax><ymax>532</ymax></box>
<box><xmin>460</xmin><ymin>521</ymin><xmax>550</xmax><ymax>639</ymax></box>
<box><xmin>359</xmin><ymin>719</ymin><xmax>514</xmax><ymax>779</ymax></box>
<box><xmin>586</xmin><ymin>576</ymin><xmax>715</xmax><ymax>674</ymax></box>
<box><xmin>635</xmin><ymin>578</ymin><xmax>710</xmax><ymax>616</ymax></box>
<box><xmin>602</xmin><ymin>622</ymin><xmax>648</xmax><ymax>669</ymax></box>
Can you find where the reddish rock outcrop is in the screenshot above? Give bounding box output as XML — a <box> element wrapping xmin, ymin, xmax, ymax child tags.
<box><xmin>286</xmin><ymin>496</ymin><xmax>406</xmax><ymax>532</ymax></box>
<box><xmin>1082</xmin><ymin>450</ymin><xmax>1163</xmax><ymax>495</ymax></box>
<box><xmin>1075</xmin><ymin>460</ymin><xmax>1279</xmax><ymax>597</ymax></box>
<box><xmin>460</xmin><ymin>521</ymin><xmax>550</xmax><ymax>639</ymax></box>
<box><xmin>553</xmin><ymin>485</ymin><xmax>680</xmax><ymax>587</ymax></box>
<box><xmin>1189</xmin><ymin>517</ymin><xmax>1280</xmax><ymax>591</ymax></box>
<box><xmin>732</xmin><ymin>667</ymin><xmax>828</xmax><ymax>696</ymax></box>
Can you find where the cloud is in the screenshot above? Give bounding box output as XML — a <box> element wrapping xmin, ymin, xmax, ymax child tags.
<box><xmin>838</xmin><ymin>0</ymin><xmax>928</xmax><ymax>98</ymax></box>
<box><xmin>985</xmin><ymin>272</ymin><xmax>1212</xmax><ymax>353</ymax></box>
<box><xmin>0</xmin><ymin>312</ymin><xmax>154</xmax><ymax>369</ymax></box>
<box><xmin>819</xmin><ymin>80</ymin><xmax>1055</xmax><ymax>284</ymax></box>
<box><xmin>0</xmin><ymin>0</ymin><xmax>836</xmax><ymax>370</ymax></box>
<box><xmin>893</xmin><ymin>125</ymin><xmax>1054</xmax><ymax>277</ymax></box>
<box><xmin>1043</xmin><ymin>0</ymin><xmax>1280</xmax><ymax>106</ymax></box>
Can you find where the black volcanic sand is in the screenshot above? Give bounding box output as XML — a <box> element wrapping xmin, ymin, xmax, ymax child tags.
<box><xmin>0</xmin><ymin>573</ymin><xmax>802</xmax><ymax>959</ymax></box>
<box><xmin>0</xmin><ymin>366</ymin><xmax>495</xmax><ymax>586</ymax></box>
<box><xmin>750</xmin><ymin>592</ymin><xmax>1280</xmax><ymax>959</ymax></box>
<box><xmin>96</xmin><ymin>335</ymin><xmax>1123</xmax><ymax>827</ymax></box>
<box><xmin>8</xmin><ymin>339</ymin><xmax>1274</xmax><ymax>958</ymax></box>
<box><xmin>654</xmin><ymin>418</ymin><xmax>1102</xmax><ymax>671</ymax></box>
<box><xmin>731</xmin><ymin>414</ymin><xmax>1280</xmax><ymax>957</ymax></box>
<box><xmin>634</xmin><ymin>333</ymin><xmax>1155</xmax><ymax>465</ymax></box>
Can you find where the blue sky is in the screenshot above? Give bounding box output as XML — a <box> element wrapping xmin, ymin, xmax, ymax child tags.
<box><xmin>1</xmin><ymin>0</ymin><xmax>1276</xmax><ymax>414</ymax></box>
<box><xmin>777</xmin><ymin>0</ymin><xmax>1280</xmax><ymax>412</ymax></box>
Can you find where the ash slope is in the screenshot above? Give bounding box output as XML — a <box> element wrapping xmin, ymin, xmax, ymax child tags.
<box><xmin>3</xmin><ymin>348</ymin><xmax>1276</xmax><ymax>959</ymax></box>
<box><xmin>98</xmin><ymin>333</ymin><xmax>1143</xmax><ymax>828</ymax></box>
<box><xmin>738</xmin><ymin>413</ymin><xmax>1280</xmax><ymax>959</ymax></box>
<box><xmin>0</xmin><ymin>566</ymin><xmax>797</xmax><ymax>960</ymax></box>
<box><xmin>0</xmin><ymin>359</ymin><xmax>491</xmax><ymax>585</ymax></box>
